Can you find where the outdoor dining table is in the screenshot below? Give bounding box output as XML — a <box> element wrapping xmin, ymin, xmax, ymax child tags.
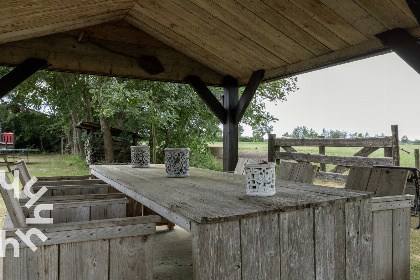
<box><xmin>90</xmin><ymin>164</ymin><xmax>373</xmax><ymax>280</ymax></box>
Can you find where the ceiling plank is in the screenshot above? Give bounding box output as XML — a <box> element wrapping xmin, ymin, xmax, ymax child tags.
<box><xmin>129</xmin><ymin>3</ymin><xmax>250</xmax><ymax>77</ymax></box>
<box><xmin>133</xmin><ymin>0</ymin><xmax>256</xmax><ymax>72</ymax></box>
<box><xmin>186</xmin><ymin>76</ymin><xmax>227</xmax><ymax>123</ymax></box>
<box><xmin>194</xmin><ymin>0</ymin><xmax>314</xmax><ymax>64</ymax></box>
<box><xmin>355</xmin><ymin>0</ymin><xmax>417</xmax><ymax>30</ymax></box>
<box><xmin>262</xmin><ymin>0</ymin><xmax>348</xmax><ymax>51</ymax></box>
<box><xmin>235</xmin><ymin>69</ymin><xmax>265</xmax><ymax>124</ymax></box>
<box><xmin>0</xmin><ymin>9</ymin><xmax>129</xmax><ymax>44</ymax></box>
<box><xmin>318</xmin><ymin>0</ymin><xmax>387</xmax><ymax>39</ymax></box>
<box><xmin>0</xmin><ymin>34</ymin><xmax>224</xmax><ymax>85</ymax></box>
<box><xmin>376</xmin><ymin>28</ymin><xmax>420</xmax><ymax>75</ymax></box>
<box><xmin>238</xmin><ymin>0</ymin><xmax>331</xmax><ymax>56</ymax></box>
<box><xmin>172</xmin><ymin>0</ymin><xmax>285</xmax><ymax>68</ymax></box>
<box><xmin>0</xmin><ymin>58</ymin><xmax>47</xmax><ymax>99</ymax></box>
<box><xmin>290</xmin><ymin>0</ymin><xmax>368</xmax><ymax>45</ymax></box>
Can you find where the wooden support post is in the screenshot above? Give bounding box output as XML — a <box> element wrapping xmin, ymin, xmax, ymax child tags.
<box><xmin>391</xmin><ymin>125</ymin><xmax>400</xmax><ymax>166</ymax></box>
<box><xmin>319</xmin><ymin>136</ymin><xmax>326</xmax><ymax>172</ymax></box>
<box><xmin>376</xmin><ymin>29</ymin><xmax>420</xmax><ymax>75</ymax></box>
<box><xmin>415</xmin><ymin>149</ymin><xmax>419</xmax><ymax>169</ymax></box>
<box><xmin>187</xmin><ymin>71</ymin><xmax>264</xmax><ymax>172</ymax></box>
<box><xmin>268</xmin><ymin>134</ymin><xmax>276</xmax><ymax>163</ymax></box>
<box><xmin>223</xmin><ymin>76</ymin><xmax>238</xmax><ymax>172</ymax></box>
<box><xmin>0</xmin><ymin>58</ymin><xmax>47</xmax><ymax>99</ymax></box>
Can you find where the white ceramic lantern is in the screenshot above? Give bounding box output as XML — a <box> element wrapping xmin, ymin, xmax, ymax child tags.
<box><xmin>244</xmin><ymin>162</ymin><xmax>276</xmax><ymax>196</ymax></box>
<box><xmin>164</xmin><ymin>148</ymin><xmax>190</xmax><ymax>178</ymax></box>
<box><xmin>131</xmin><ymin>146</ymin><xmax>150</xmax><ymax>168</ymax></box>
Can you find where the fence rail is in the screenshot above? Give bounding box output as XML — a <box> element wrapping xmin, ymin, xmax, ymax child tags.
<box><xmin>268</xmin><ymin>125</ymin><xmax>400</xmax><ymax>181</ymax></box>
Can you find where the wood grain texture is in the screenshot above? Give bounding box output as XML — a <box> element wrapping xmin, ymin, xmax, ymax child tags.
<box><xmin>280</xmin><ymin>208</ymin><xmax>315</xmax><ymax>279</ymax></box>
<box><xmin>191</xmin><ymin>221</ymin><xmax>242</xmax><ymax>280</ymax></box>
<box><xmin>59</xmin><ymin>239</ymin><xmax>109</xmax><ymax>280</ymax></box>
<box><xmin>392</xmin><ymin>207</ymin><xmax>411</xmax><ymax>280</ymax></box>
<box><xmin>372</xmin><ymin>210</ymin><xmax>393</xmax><ymax>280</ymax></box>
<box><xmin>109</xmin><ymin>235</ymin><xmax>154</xmax><ymax>280</ymax></box>
<box><xmin>315</xmin><ymin>203</ymin><xmax>346</xmax><ymax>280</ymax></box>
<box><xmin>240</xmin><ymin>214</ymin><xmax>280</xmax><ymax>279</ymax></box>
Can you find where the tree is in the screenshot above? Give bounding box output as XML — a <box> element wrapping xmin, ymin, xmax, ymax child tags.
<box><xmin>401</xmin><ymin>135</ymin><xmax>410</xmax><ymax>144</ymax></box>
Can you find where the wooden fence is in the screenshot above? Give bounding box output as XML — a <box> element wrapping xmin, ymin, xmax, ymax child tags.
<box><xmin>268</xmin><ymin>125</ymin><xmax>400</xmax><ymax>181</ymax></box>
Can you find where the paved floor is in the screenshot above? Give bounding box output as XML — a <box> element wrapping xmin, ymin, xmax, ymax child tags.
<box><xmin>153</xmin><ymin>226</ymin><xmax>193</xmax><ymax>279</ymax></box>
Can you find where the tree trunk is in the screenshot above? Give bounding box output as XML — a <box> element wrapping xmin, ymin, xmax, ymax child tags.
<box><xmin>100</xmin><ymin>114</ymin><xmax>114</xmax><ymax>163</ymax></box>
<box><xmin>152</xmin><ymin>123</ymin><xmax>157</xmax><ymax>164</ymax></box>
<box><xmin>70</xmin><ymin>110</ymin><xmax>80</xmax><ymax>155</ymax></box>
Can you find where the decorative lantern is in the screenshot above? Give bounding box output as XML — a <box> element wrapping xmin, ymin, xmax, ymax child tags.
<box><xmin>131</xmin><ymin>146</ymin><xmax>150</xmax><ymax>168</ymax></box>
<box><xmin>244</xmin><ymin>162</ymin><xmax>276</xmax><ymax>196</ymax></box>
<box><xmin>164</xmin><ymin>148</ymin><xmax>190</xmax><ymax>178</ymax></box>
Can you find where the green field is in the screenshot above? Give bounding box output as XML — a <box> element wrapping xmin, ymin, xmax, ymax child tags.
<box><xmin>1</xmin><ymin>151</ymin><xmax>420</xmax><ymax>279</ymax></box>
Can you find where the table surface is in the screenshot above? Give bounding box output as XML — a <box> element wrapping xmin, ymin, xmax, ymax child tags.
<box><xmin>91</xmin><ymin>164</ymin><xmax>371</xmax><ymax>231</ymax></box>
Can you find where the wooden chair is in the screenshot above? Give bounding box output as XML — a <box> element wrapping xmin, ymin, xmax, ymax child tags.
<box><xmin>277</xmin><ymin>161</ymin><xmax>319</xmax><ymax>184</ymax></box>
<box><xmin>345</xmin><ymin>166</ymin><xmax>410</xmax><ymax>197</ymax></box>
<box><xmin>0</xmin><ymin>171</ymin><xmax>159</xmax><ymax>279</ymax></box>
<box><xmin>234</xmin><ymin>158</ymin><xmax>264</xmax><ymax>175</ymax></box>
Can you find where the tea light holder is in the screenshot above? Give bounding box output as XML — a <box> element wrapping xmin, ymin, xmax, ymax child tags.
<box><xmin>244</xmin><ymin>162</ymin><xmax>276</xmax><ymax>196</ymax></box>
<box><xmin>131</xmin><ymin>146</ymin><xmax>150</xmax><ymax>168</ymax></box>
<box><xmin>164</xmin><ymin>148</ymin><xmax>190</xmax><ymax>177</ymax></box>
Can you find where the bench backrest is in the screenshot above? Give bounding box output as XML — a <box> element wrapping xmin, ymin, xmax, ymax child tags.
<box><xmin>277</xmin><ymin>161</ymin><xmax>319</xmax><ymax>184</ymax></box>
<box><xmin>345</xmin><ymin>166</ymin><xmax>409</xmax><ymax>196</ymax></box>
<box><xmin>234</xmin><ymin>158</ymin><xmax>264</xmax><ymax>175</ymax></box>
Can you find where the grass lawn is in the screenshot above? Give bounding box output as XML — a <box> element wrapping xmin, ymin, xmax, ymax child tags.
<box><xmin>1</xmin><ymin>151</ymin><xmax>420</xmax><ymax>279</ymax></box>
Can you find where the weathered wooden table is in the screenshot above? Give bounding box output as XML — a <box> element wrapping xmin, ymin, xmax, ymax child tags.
<box><xmin>91</xmin><ymin>164</ymin><xmax>373</xmax><ymax>280</ymax></box>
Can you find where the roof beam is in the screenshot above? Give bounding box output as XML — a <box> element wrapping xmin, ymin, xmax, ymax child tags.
<box><xmin>0</xmin><ymin>58</ymin><xmax>47</xmax><ymax>99</ymax></box>
<box><xmin>376</xmin><ymin>28</ymin><xmax>420</xmax><ymax>75</ymax></box>
<box><xmin>406</xmin><ymin>0</ymin><xmax>420</xmax><ymax>24</ymax></box>
<box><xmin>235</xmin><ymin>69</ymin><xmax>265</xmax><ymax>124</ymax></box>
<box><xmin>186</xmin><ymin>76</ymin><xmax>227</xmax><ymax>123</ymax></box>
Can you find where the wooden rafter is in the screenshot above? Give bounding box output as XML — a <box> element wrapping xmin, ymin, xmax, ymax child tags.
<box><xmin>0</xmin><ymin>58</ymin><xmax>47</xmax><ymax>99</ymax></box>
<box><xmin>376</xmin><ymin>28</ymin><xmax>420</xmax><ymax>75</ymax></box>
<box><xmin>235</xmin><ymin>69</ymin><xmax>265</xmax><ymax>124</ymax></box>
<box><xmin>186</xmin><ymin>76</ymin><xmax>227</xmax><ymax>123</ymax></box>
<box><xmin>406</xmin><ymin>0</ymin><xmax>420</xmax><ymax>25</ymax></box>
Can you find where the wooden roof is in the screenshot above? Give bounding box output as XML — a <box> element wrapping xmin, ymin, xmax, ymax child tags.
<box><xmin>0</xmin><ymin>0</ymin><xmax>418</xmax><ymax>86</ymax></box>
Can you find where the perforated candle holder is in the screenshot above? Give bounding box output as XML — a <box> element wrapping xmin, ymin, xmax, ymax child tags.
<box><xmin>131</xmin><ymin>146</ymin><xmax>150</xmax><ymax>168</ymax></box>
<box><xmin>244</xmin><ymin>162</ymin><xmax>276</xmax><ymax>196</ymax></box>
<box><xmin>164</xmin><ymin>148</ymin><xmax>190</xmax><ymax>178</ymax></box>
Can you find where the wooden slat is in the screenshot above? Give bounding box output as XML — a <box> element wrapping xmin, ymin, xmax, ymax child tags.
<box><xmin>319</xmin><ymin>0</ymin><xmax>387</xmax><ymax>38</ymax></box>
<box><xmin>314</xmin><ymin>203</ymin><xmax>345</xmax><ymax>279</ymax></box>
<box><xmin>275</xmin><ymin>137</ymin><xmax>393</xmax><ymax>147</ymax></box>
<box><xmin>280</xmin><ymin>208</ymin><xmax>315</xmax><ymax>279</ymax></box>
<box><xmin>241</xmin><ymin>214</ymin><xmax>280</xmax><ymax>279</ymax></box>
<box><xmin>276</xmin><ymin>151</ymin><xmax>393</xmax><ymax>167</ymax></box>
<box><xmin>392</xmin><ymin>207</ymin><xmax>411</xmax><ymax>280</ymax></box>
<box><xmin>289</xmin><ymin>0</ymin><xmax>368</xmax><ymax>45</ymax></box>
<box><xmin>0</xmin><ymin>172</ymin><xmax>27</xmax><ymax>227</ymax></box>
<box><xmin>169</xmin><ymin>0</ymin><xmax>286</xmax><ymax>68</ymax></box>
<box><xmin>3</xmin><ymin>245</ymin><xmax>59</xmax><ymax>280</ymax></box>
<box><xmin>192</xmin><ymin>0</ymin><xmax>315</xmax><ymax>64</ymax></box>
<box><xmin>345</xmin><ymin>167</ymin><xmax>372</xmax><ymax>192</ymax></box>
<box><xmin>372</xmin><ymin>210</ymin><xmax>393</xmax><ymax>280</ymax></box>
<box><xmin>277</xmin><ymin>161</ymin><xmax>295</xmax><ymax>181</ymax></box>
<box><xmin>391</xmin><ymin>0</ymin><xmax>419</xmax><ymax>23</ymax></box>
<box><xmin>356</xmin><ymin>0</ymin><xmax>417</xmax><ymax>29</ymax></box>
<box><xmin>330</xmin><ymin>147</ymin><xmax>379</xmax><ymax>174</ymax></box>
<box><xmin>238</xmin><ymin>0</ymin><xmax>332</xmax><ymax>56</ymax></box>
<box><xmin>262</xmin><ymin>0</ymin><xmax>348</xmax><ymax>51</ymax></box>
<box><xmin>132</xmin><ymin>1</ymin><xmax>255</xmax><ymax>73</ymax></box>
<box><xmin>109</xmin><ymin>235</ymin><xmax>154</xmax><ymax>280</ymax></box>
<box><xmin>345</xmin><ymin>199</ymin><xmax>372</xmax><ymax>280</ymax></box>
<box><xmin>59</xmin><ymin>239</ymin><xmax>109</xmax><ymax>280</ymax></box>
<box><xmin>374</xmin><ymin>168</ymin><xmax>409</xmax><ymax>197</ymax></box>
<box><xmin>191</xmin><ymin>221</ymin><xmax>242</xmax><ymax>280</ymax></box>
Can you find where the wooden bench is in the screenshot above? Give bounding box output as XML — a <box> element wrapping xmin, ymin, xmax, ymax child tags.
<box><xmin>0</xmin><ymin>171</ymin><xmax>159</xmax><ymax>280</ymax></box>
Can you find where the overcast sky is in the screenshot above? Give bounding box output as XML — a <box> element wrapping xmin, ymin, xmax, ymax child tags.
<box><xmin>244</xmin><ymin>52</ymin><xmax>420</xmax><ymax>140</ymax></box>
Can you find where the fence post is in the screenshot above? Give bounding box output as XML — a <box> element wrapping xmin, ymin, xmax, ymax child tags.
<box><xmin>268</xmin><ymin>134</ymin><xmax>275</xmax><ymax>163</ymax></box>
<box><xmin>391</xmin><ymin>125</ymin><xmax>400</xmax><ymax>166</ymax></box>
<box><xmin>415</xmin><ymin>149</ymin><xmax>419</xmax><ymax>169</ymax></box>
<box><xmin>319</xmin><ymin>136</ymin><xmax>326</xmax><ymax>172</ymax></box>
